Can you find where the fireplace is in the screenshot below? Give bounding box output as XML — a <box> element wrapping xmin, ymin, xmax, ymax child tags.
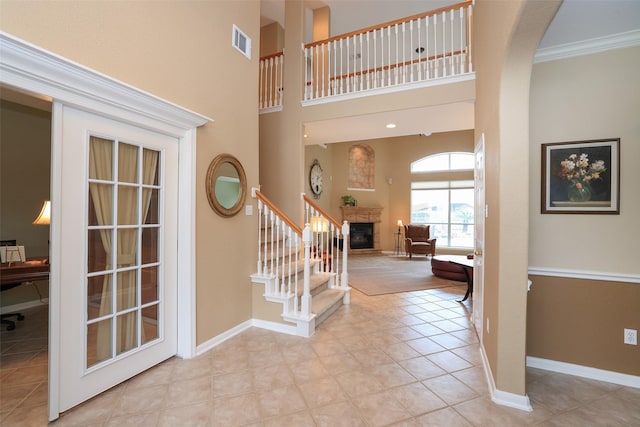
<box><xmin>350</xmin><ymin>222</ymin><xmax>374</xmax><ymax>250</ymax></box>
<box><xmin>341</xmin><ymin>206</ymin><xmax>383</xmax><ymax>254</ymax></box>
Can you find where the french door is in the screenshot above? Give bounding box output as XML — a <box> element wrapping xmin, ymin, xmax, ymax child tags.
<box><xmin>55</xmin><ymin>105</ymin><xmax>178</xmax><ymax>413</ymax></box>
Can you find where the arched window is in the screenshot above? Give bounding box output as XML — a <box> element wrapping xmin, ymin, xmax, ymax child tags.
<box><xmin>411</xmin><ymin>152</ymin><xmax>474</xmax><ymax>173</ymax></box>
<box><xmin>410</xmin><ymin>152</ymin><xmax>474</xmax><ymax>248</ymax></box>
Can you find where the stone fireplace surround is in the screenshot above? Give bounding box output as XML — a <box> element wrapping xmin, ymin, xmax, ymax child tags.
<box><xmin>340</xmin><ymin>206</ymin><xmax>383</xmax><ymax>254</ymax></box>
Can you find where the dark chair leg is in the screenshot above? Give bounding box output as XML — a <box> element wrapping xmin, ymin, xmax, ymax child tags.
<box><xmin>1</xmin><ymin>312</ymin><xmax>24</xmax><ymax>331</ymax></box>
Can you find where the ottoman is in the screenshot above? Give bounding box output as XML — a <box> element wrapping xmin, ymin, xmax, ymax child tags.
<box><xmin>431</xmin><ymin>255</ymin><xmax>471</xmax><ymax>282</ymax></box>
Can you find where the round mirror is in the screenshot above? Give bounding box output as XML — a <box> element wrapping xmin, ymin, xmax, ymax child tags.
<box><xmin>205</xmin><ymin>154</ymin><xmax>247</xmax><ymax>217</ymax></box>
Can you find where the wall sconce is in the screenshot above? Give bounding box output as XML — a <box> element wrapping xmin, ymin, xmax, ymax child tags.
<box><xmin>33</xmin><ymin>200</ymin><xmax>51</xmax><ymax>225</ymax></box>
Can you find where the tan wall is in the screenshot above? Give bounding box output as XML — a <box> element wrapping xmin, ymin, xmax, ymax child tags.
<box><xmin>0</xmin><ymin>100</ymin><xmax>51</xmax><ymax>307</ymax></box>
<box><xmin>308</xmin><ymin>130</ymin><xmax>473</xmax><ymax>252</ymax></box>
<box><xmin>474</xmin><ymin>0</ymin><xmax>561</xmax><ymax>396</ymax></box>
<box><xmin>527</xmin><ymin>276</ymin><xmax>640</xmax><ymax>375</ymax></box>
<box><xmin>528</xmin><ymin>46</ymin><xmax>640</xmax><ymax>374</ymax></box>
<box><xmin>1</xmin><ymin>1</ymin><xmax>260</xmax><ymax>345</ymax></box>
<box><xmin>260</xmin><ymin>22</ymin><xmax>284</xmax><ymax>56</ymax></box>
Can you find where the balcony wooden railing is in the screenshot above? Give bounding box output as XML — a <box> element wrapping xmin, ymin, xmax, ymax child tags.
<box><xmin>258</xmin><ymin>51</ymin><xmax>284</xmax><ymax>112</ymax></box>
<box><xmin>303</xmin><ymin>1</ymin><xmax>473</xmax><ymax>102</ymax></box>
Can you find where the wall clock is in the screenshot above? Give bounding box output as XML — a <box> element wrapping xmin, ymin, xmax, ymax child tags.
<box><xmin>309</xmin><ymin>159</ymin><xmax>323</xmax><ymax>199</ymax></box>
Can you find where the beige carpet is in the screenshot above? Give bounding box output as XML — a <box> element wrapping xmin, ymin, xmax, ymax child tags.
<box><xmin>347</xmin><ymin>254</ymin><xmax>465</xmax><ymax>296</ymax></box>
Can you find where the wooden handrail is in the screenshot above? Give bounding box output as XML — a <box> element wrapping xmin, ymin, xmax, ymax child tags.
<box><xmin>255</xmin><ymin>190</ymin><xmax>303</xmax><ymax>235</ymax></box>
<box><xmin>327</xmin><ymin>49</ymin><xmax>465</xmax><ymax>82</ymax></box>
<box><xmin>304</xmin><ymin>1</ymin><xmax>472</xmax><ymax>49</ymax></box>
<box><xmin>259</xmin><ymin>51</ymin><xmax>284</xmax><ymax>61</ymax></box>
<box><xmin>302</xmin><ymin>194</ymin><xmax>342</xmax><ymax>230</ymax></box>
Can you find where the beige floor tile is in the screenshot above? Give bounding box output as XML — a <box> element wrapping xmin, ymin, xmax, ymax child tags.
<box><xmin>0</xmin><ymin>363</ymin><xmax>47</xmax><ymax>387</ymax></box>
<box><xmin>165</xmin><ymin>375</ymin><xmax>212</xmax><ymax>408</ymax></box>
<box><xmin>263</xmin><ymin>409</ymin><xmax>317</xmax><ymax>427</ymax></box>
<box><xmin>383</xmin><ymin>341</ymin><xmax>422</xmax><ymax>361</ymax></box>
<box><xmin>211</xmin><ymin>370</ymin><xmax>254</xmax><ymax>398</ymax></box>
<box><xmin>415</xmin><ymin>407</ymin><xmax>473</xmax><ymax>426</ymax></box>
<box><xmin>211</xmin><ymin>392</ymin><xmax>261</xmax><ymax>426</ymax></box>
<box><xmin>406</xmin><ymin>337</ymin><xmax>447</xmax><ymax>355</ymax></box>
<box><xmin>256</xmin><ymin>384</ymin><xmax>307</xmax><ymax>419</ymax></box>
<box><xmin>289</xmin><ymin>357</ymin><xmax>329</xmax><ymax>383</ymax></box>
<box><xmin>423</xmin><ymin>374</ymin><xmax>478</xmax><ymax>405</ymax></box>
<box><xmin>388</xmin><ymin>381</ymin><xmax>449</xmax><ymax>416</ymax></box>
<box><xmin>104</xmin><ymin>411</ymin><xmax>160</xmax><ymax>426</ymax></box>
<box><xmin>335</xmin><ymin>369</ymin><xmax>385</xmax><ymax>398</ymax></box>
<box><xmin>112</xmin><ymin>383</ymin><xmax>167</xmax><ymax>418</ymax></box>
<box><xmin>251</xmin><ymin>362</ymin><xmax>294</xmax><ymax>391</ymax></box>
<box><xmin>2</xmin><ymin>263</ymin><xmax>638</xmax><ymax>427</ymax></box>
<box><xmin>297</xmin><ymin>376</ymin><xmax>347</xmax><ymax>408</ymax></box>
<box><xmin>352</xmin><ymin>390</ymin><xmax>413</xmax><ymax>427</ymax></box>
<box><xmin>351</xmin><ymin>347</ymin><xmax>396</xmax><ymax>367</ymax></box>
<box><xmin>399</xmin><ymin>356</ymin><xmax>447</xmax><ymax>380</ymax></box>
<box><xmin>157</xmin><ymin>401</ymin><xmax>213</xmax><ymax>426</ymax></box>
<box><xmin>427</xmin><ymin>350</ymin><xmax>473</xmax><ymax>372</ymax></box>
<box><xmin>310</xmin><ymin>401</ymin><xmax>368</xmax><ymax>427</ymax></box>
<box><xmin>370</xmin><ymin>362</ymin><xmax>418</xmax><ymax>388</ymax></box>
<box><xmin>0</xmin><ymin>403</ymin><xmax>49</xmax><ymax>427</ymax></box>
<box><xmin>454</xmin><ymin>396</ymin><xmax>552</xmax><ymax>426</ymax></box>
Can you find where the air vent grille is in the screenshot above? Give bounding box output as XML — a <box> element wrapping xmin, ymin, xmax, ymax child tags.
<box><xmin>232</xmin><ymin>25</ymin><xmax>251</xmax><ymax>60</ymax></box>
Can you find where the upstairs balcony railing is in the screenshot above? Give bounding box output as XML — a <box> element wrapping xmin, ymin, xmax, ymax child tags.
<box><xmin>259</xmin><ymin>51</ymin><xmax>284</xmax><ymax>112</ymax></box>
<box><xmin>303</xmin><ymin>0</ymin><xmax>473</xmax><ymax>102</ymax></box>
<box><xmin>258</xmin><ymin>1</ymin><xmax>473</xmax><ymax>111</ymax></box>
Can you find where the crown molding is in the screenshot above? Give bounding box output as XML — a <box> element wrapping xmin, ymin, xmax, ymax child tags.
<box><xmin>0</xmin><ymin>31</ymin><xmax>213</xmax><ymax>136</ymax></box>
<box><xmin>535</xmin><ymin>29</ymin><xmax>640</xmax><ymax>64</ymax></box>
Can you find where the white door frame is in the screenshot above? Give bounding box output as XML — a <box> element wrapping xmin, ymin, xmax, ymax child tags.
<box><xmin>0</xmin><ymin>32</ymin><xmax>212</xmax><ymax>420</ymax></box>
<box><xmin>473</xmin><ymin>133</ymin><xmax>485</xmax><ymax>342</ymax></box>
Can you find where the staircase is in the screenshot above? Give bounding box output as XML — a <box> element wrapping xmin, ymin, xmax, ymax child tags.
<box><xmin>250</xmin><ymin>190</ymin><xmax>350</xmax><ymax>337</ymax></box>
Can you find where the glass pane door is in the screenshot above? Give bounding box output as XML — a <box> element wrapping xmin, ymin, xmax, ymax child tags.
<box><xmin>86</xmin><ymin>136</ymin><xmax>161</xmax><ymax>369</ymax></box>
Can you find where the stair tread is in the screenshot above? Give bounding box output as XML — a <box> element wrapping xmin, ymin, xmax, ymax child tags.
<box><xmin>312</xmin><ymin>289</ymin><xmax>345</xmax><ymax>314</ymax></box>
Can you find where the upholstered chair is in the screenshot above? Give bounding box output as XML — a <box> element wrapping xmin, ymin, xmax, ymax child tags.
<box><xmin>404</xmin><ymin>224</ymin><xmax>436</xmax><ymax>259</ymax></box>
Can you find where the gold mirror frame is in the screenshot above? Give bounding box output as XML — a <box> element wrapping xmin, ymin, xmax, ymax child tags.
<box><xmin>205</xmin><ymin>154</ymin><xmax>247</xmax><ymax>217</ymax></box>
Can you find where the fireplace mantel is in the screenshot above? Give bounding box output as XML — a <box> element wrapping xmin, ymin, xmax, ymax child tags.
<box><xmin>341</xmin><ymin>206</ymin><xmax>383</xmax><ymax>254</ymax></box>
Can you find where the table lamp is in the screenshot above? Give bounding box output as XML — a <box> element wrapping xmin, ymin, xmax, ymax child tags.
<box><xmin>33</xmin><ymin>200</ymin><xmax>51</xmax><ymax>225</ymax></box>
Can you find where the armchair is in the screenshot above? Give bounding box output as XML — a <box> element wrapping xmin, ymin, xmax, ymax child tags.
<box><xmin>404</xmin><ymin>224</ymin><xmax>436</xmax><ymax>259</ymax></box>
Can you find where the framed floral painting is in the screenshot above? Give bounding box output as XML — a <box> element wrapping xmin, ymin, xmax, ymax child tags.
<box><xmin>541</xmin><ymin>138</ymin><xmax>620</xmax><ymax>214</ymax></box>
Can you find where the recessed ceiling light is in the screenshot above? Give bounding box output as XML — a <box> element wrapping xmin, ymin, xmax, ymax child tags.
<box><xmin>386</xmin><ymin>123</ymin><xmax>396</xmax><ymax>129</ymax></box>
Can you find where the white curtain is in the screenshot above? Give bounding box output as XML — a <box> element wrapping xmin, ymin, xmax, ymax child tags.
<box><xmin>91</xmin><ymin>138</ymin><xmax>158</xmax><ymax>363</ymax></box>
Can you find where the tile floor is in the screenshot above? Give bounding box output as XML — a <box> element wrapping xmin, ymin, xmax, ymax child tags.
<box><xmin>1</xmin><ymin>286</ymin><xmax>639</xmax><ymax>426</ymax></box>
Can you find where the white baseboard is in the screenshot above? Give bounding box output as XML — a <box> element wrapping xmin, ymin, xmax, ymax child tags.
<box><xmin>193</xmin><ymin>318</ymin><xmax>297</xmax><ymax>357</ymax></box>
<box><xmin>527</xmin><ymin>356</ymin><xmax>640</xmax><ymax>389</ymax></box>
<box><xmin>479</xmin><ymin>345</ymin><xmax>533</xmax><ymax>412</ymax></box>
<box><xmin>252</xmin><ymin>318</ymin><xmax>298</xmax><ymax>336</ymax></box>
<box><xmin>0</xmin><ymin>298</ymin><xmax>48</xmax><ymax>315</ymax></box>
<box><xmin>194</xmin><ymin>320</ymin><xmax>253</xmax><ymax>357</ymax></box>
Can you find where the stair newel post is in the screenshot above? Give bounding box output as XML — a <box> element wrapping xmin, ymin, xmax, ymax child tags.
<box><xmin>301</xmin><ymin>223</ymin><xmax>312</xmax><ymax>318</ymax></box>
<box><xmin>257</xmin><ymin>199</ymin><xmax>263</xmax><ymax>275</ymax></box>
<box><xmin>341</xmin><ymin>220</ymin><xmax>350</xmax><ymax>294</ymax></box>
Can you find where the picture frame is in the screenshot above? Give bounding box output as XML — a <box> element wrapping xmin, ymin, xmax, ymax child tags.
<box><xmin>541</xmin><ymin>138</ymin><xmax>620</xmax><ymax>214</ymax></box>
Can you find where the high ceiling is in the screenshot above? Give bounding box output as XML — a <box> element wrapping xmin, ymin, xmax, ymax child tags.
<box><xmin>262</xmin><ymin>0</ymin><xmax>640</xmax><ymax>145</ymax></box>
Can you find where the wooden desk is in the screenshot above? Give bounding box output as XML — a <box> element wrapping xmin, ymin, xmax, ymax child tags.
<box><xmin>1</xmin><ymin>260</ymin><xmax>49</xmax><ymax>287</ymax></box>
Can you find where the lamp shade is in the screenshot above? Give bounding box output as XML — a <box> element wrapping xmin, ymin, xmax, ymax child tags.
<box><xmin>397</xmin><ymin>219</ymin><xmax>403</xmax><ymax>227</ymax></box>
<box><xmin>310</xmin><ymin>216</ymin><xmax>329</xmax><ymax>233</ymax></box>
<box><xmin>33</xmin><ymin>200</ymin><xmax>51</xmax><ymax>225</ymax></box>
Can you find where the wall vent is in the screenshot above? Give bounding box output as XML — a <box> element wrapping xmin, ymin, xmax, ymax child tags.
<box><xmin>232</xmin><ymin>25</ymin><xmax>251</xmax><ymax>60</ymax></box>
